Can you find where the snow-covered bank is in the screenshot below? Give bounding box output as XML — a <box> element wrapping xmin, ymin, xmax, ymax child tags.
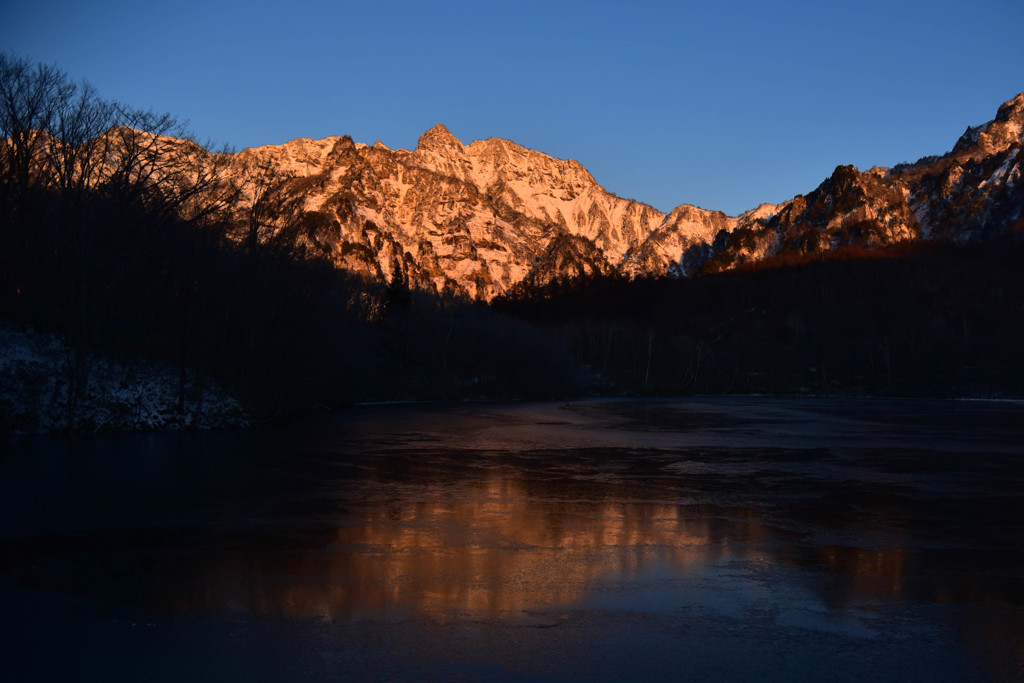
<box><xmin>0</xmin><ymin>320</ymin><xmax>249</xmax><ymax>434</ymax></box>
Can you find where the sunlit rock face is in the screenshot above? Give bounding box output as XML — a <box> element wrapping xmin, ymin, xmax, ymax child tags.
<box><xmin>622</xmin><ymin>203</ymin><xmax>737</xmax><ymax>278</ymax></box>
<box><xmin>220</xmin><ymin>126</ymin><xmax>682</xmax><ymax>299</ymax></box>
<box><xmin>689</xmin><ymin>93</ymin><xmax>1024</xmax><ymax>273</ymax></box>
<box><xmin>180</xmin><ymin>92</ymin><xmax>1023</xmax><ymax>292</ymax></box>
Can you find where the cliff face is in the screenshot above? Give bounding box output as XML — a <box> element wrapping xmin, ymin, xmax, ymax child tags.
<box><xmin>183</xmin><ymin>93</ymin><xmax>1024</xmax><ymax>295</ymax></box>
<box><xmin>687</xmin><ymin>94</ymin><xmax>1024</xmax><ymax>274</ymax></box>
<box><xmin>217</xmin><ymin>124</ymin><xmax>729</xmax><ymax>299</ymax></box>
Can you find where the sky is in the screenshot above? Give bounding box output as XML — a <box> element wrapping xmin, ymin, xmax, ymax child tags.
<box><xmin>2</xmin><ymin>0</ymin><xmax>1022</xmax><ymax>216</ymax></box>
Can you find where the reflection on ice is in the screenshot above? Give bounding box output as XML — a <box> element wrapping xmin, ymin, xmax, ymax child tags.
<box><xmin>173</xmin><ymin>472</ymin><xmax>771</xmax><ymax>621</ymax></box>
<box><xmin>3</xmin><ymin>397</ymin><xmax>1023</xmax><ymax>677</ymax></box>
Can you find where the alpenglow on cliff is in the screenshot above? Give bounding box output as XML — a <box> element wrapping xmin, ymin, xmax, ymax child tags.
<box><xmin>220</xmin><ymin>124</ymin><xmax>744</xmax><ymax>299</ymax></box>
<box><xmin>217</xmin><ymin>92</ymin><xmax>1022</xmax><ymax>297</ymax></box>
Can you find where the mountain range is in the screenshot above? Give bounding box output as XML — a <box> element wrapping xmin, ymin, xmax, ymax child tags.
<box><xmin>6</xmin><ymin>56</ymin><xmax>1023</xmax><ymax>432</ymax></box>
<box><xmin>207</xmin><ymin>93</ymin><xmax>1023</xmax><ymax>298</ymax></box>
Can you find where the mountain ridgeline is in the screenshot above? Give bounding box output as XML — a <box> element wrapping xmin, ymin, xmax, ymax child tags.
<box><xmin>221</xmin><ymin>124</ymin><xmax>666</xmax><ymax>299</ymax></box>
<box><xmin>214</xmin><ymin>93</ymin><xmax>1023</xmax><ymax>295</ymax></box>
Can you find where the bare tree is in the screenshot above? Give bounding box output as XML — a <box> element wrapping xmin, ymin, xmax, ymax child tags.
<box><xmin>0</xmin><ymin>56</ymin><xmax>73</xmax><ymax>218</ymax></box>
<box><xmin>1</xmin><ymin>53</ymin><xmax>239</xmax><ymax>428</ymax></box>
<box><xmin>2</xmin><ymin>53</ymin><xmax>235</xmax><ymax>227</ymax></box>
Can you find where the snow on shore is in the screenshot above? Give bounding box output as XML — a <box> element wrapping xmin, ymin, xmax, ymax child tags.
<box><xmin>1</xmin><ymin>319</ymin><xmax>249</xmax><ymax>434</ymax></box>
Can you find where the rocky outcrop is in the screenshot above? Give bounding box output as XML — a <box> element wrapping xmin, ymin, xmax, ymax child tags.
<box><xmin>153</xmin><ymin>92</ymin><xmax>1024</xmax><ymax>292</ymax></box>
<box><xmin>215</xmin><ymin>125</ymin><xmax>720</xmax><ymax>299</ymax></box>
<box><xmin>684</xmin><ymin>93</ymin><xmax>1024</xmax><ymax>274</ymax></box>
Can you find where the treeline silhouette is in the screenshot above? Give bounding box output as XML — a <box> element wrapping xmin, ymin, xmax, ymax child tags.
<box><xmin>495</xmin><ymin>240</ymin><xmax>1024</xmax><ymax>397</ymax></box>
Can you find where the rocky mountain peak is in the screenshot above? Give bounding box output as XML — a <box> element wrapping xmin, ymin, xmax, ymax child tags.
<box><xmin>995</xmin><ymin>92</ymin><xmax>1024</xmax><ymax>123</ymax></box>
<box><xmin>180</xmin><ymin>92</ymin><xmax>1021</xmax><ymax>297</ymax></box>
<box><xmin>416</xmin><ymin>123</ymin><xmax>463</xmax><ymax>153</ymax></box>
<box><xmin>738</xmin><ymin>203</ymin><xmax>779</xmax><ymax>222</ymax></box>
<box><xmin>516</xmin><ymin>233</ymin><xmax>612</xmax><ymax>292</ymax></box>
<box><xmin>334</xmin><ymin>134</ymin><xmax>357</xmax><ymax>152</ymax></box>
<box><xmin>950</xmin><ymin>93</ymin><xmax>1024</xmax><ymax>162</ymax></box>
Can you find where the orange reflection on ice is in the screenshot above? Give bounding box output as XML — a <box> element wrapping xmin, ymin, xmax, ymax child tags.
<box><xmin>177</xmin><ymin>472</ymin><xmax>764</xmax><ymax>621</ymax></box>
<box><xmin>328</xmin><ymin>475</ymin><xmax>725</xmax><ymax>620</ymax></box>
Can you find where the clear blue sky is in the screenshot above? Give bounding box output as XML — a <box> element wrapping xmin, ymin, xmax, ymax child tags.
<box><xmin>3</xmin><ymin>0</ymin><xmax>1022</xmax><ymax>216</ymax></box>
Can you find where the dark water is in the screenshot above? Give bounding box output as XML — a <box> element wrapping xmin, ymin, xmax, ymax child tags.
<box><xmin>2</xmin><ymin>397</ymin><xmax>1023</xmax><ymax>681</ymax></box>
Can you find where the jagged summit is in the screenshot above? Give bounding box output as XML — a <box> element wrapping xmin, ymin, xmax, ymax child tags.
<box><xmin>996</xmin><ymin>92</ymin><xmax>1024</xmax><ymax>121</ymax></box>
<box><xmin>416</xmin><ymin>123</ymin><xmax>463</xmax><ymax>152</ymax></box>
<box><xmin>221</xmin><ymin>119</ymin><xmax>668</xmax><ymax>299</ymax></box>
<box><xmin>159</xmin><ymin>91</ymin><xmax>1022</xmax><ymax>296</ymax></box>
<box><xmin>680</xmin><ymin>92</ymin><xmax>1024</xmax><ymax>274</ymax></box>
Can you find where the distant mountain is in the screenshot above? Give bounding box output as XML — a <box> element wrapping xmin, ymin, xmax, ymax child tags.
<box><xmin>685</xmin><ymin>93</ymin><xmax>1024</xmax><ymax>274</ymax></box>
<box><xmin>219</xmin><ymin>124</ymin><xmax>671</xmax><ymax>299</ymax></box>
<box><xmin>206</xmin><ymin>92</ymin><xmax>1023</xmax><ymax>296</ymax></box>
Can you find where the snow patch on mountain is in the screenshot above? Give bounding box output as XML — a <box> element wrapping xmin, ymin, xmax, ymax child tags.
<box><xmin>152</xmin><ymin>91</ymin><xmax>1024</xmax><ymax>293</ymax></box>
<box><xmin>218</xmin><ymin>123</ymin><xmax>680</xmax><ymax>299</ymax></box>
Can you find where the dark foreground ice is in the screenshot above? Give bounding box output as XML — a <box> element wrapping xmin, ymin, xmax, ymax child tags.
<box><xmin>2</xmin><ymin>397</ymin><xmax>1023</xmax><ymax>681</ymax></box>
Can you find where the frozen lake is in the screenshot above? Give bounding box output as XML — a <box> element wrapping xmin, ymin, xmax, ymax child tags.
<box><xmin>2</xmin><ymin>397</ymin><xmax>1023</xmax><ymax>681</ymax></box>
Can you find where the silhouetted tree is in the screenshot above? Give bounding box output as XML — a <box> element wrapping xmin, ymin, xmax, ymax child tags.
<box><xmin>384</xmin><ymin>256</ymin><xmax>412</xmax><ymax>312</ymax></box>
<box><xmin>1</xmin><ymin>53</ymin><xmax>234</xmax><ymax>427</ymax></box>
